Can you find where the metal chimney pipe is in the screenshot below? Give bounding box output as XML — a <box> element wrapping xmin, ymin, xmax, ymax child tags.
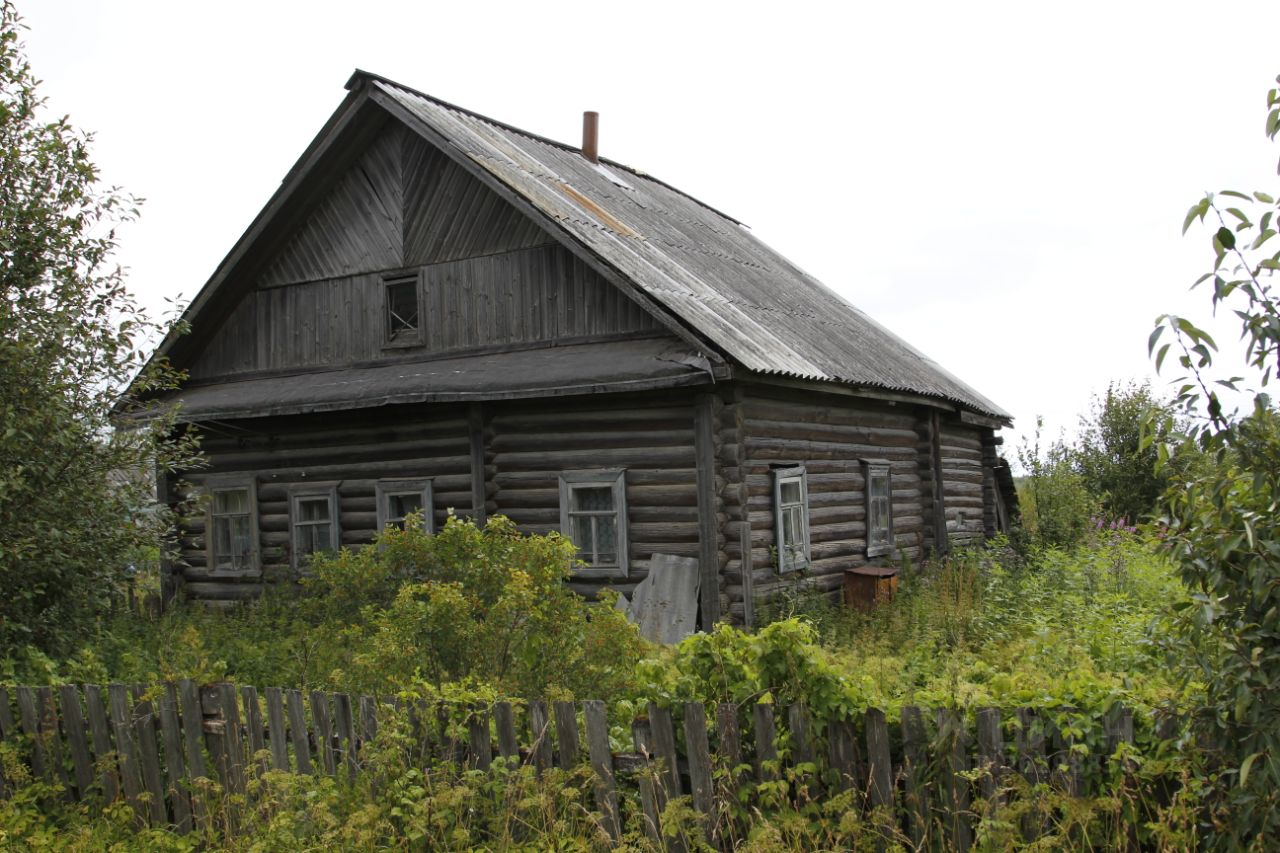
<box><xmin>582</xmin><ymin>111</ymin><xmax>599</xmax><ymax>163</ymax></box>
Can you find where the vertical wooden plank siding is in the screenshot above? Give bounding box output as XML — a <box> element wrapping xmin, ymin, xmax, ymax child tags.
<box><xmin>693</xmin><ymin>392</ymin><xmax>723</xmax><ymax>627</ymax></box>
<box><xmin>583</xmin><ymin>701</ymin><xmax>620</xmax><ymax>841</ymax></box>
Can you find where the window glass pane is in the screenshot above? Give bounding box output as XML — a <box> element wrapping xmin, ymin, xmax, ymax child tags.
<box><xmin>214</xmin><ymin>488</ymin><xmax>248</xmax><ymax>514</ymax></box>
<box><xmin>298</xmin><ymin>523</ymin><xmax>332</xmax><ymax>556</ymax></box>
<box><xmin>572</xmin><ymin>486</ymin><xmax>614</xmax><ymax>513</ymax></box>
<box><xmin>297</xmin><ymin>497</ymin><xmax>330</xmax><ymax>523</ymax></box>
<box><xmin>230</xmin><ymin>515</ymin><xmax>252</xmax><ymax>562</ymax></box>
<box><xmin>214</xmin><ymin>517</ymin><xmax>233</xmax><ymax>565</ymax></box>
<box><xmin>780</xmin><ymin>480</ymin><xmax>801</xmax><ymax>506</ymax></box>
<box><xmin>570</xmin><ymin>514</ymin><xmax>596</xmax><ymax>555</ymax></box>
<box><xmin>594</xmin><ymin>516</ymin><xmax>617</xmax><ymax>565</ymax></box>
<box><xmin>870</xmin><ymin>474</ymin><xmax>890</xmax><ymax>502</ymax></box>
<box><xmin>389</xmin><ymin>492</ymin><xmax>422</xmax><ymax>521</ymax></box>
<box><xmin>386</xmin><ymin>279</ymin><xmax>419</xmax><ymax>339</ymax></box>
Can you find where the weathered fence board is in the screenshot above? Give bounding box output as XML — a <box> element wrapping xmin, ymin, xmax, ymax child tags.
<box><xmin>0</xmin><ymin>681</ymin><xmax>1164</xmax><ymax>850</ymax></box>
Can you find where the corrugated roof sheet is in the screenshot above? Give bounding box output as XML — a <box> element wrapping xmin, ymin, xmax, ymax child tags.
<box><xmin>159</xmin><ymin>338</ymin><xmax>712</xmax><ymax>422</ymax></box>
<box><xmin>369</xmin><ymin>76</ymin><xmax>1010</xmax><ymax>420</ymax></box>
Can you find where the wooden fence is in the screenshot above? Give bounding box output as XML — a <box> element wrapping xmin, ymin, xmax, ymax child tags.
<box><xmin>0</xmin><ymin>682</ymin><xmax>1143</xmax><ymax>849</ymax></box>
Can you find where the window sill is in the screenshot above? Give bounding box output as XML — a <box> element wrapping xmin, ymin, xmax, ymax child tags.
<box><xmin>571</xmin><ymin>566</ymin><xmax>629</xmax><ymax>580</ymax></box>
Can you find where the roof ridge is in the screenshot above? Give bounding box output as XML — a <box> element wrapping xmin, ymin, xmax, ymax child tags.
<box><xmin>347</xmin><ymin>69</ymin><xmax>745</xmax><ymax>226</ymax></box>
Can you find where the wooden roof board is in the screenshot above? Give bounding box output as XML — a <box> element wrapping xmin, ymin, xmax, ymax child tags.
<box><xmin>155</xmin><ymin>337</ymin><xmax>712</xmax><ymax>422</ymax></box>
<box><xmin>368</xmin><ymin>78</ymin><xmax>1010</xmax><ymax>420</ymax></box>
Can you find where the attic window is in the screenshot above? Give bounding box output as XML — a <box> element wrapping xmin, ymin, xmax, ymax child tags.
<box><xmin>384</xmin><ymin>274</ymin><xmax>421</xmax><ymax>346</ymax></box>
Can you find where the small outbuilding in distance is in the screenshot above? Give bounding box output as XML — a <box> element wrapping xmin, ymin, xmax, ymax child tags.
<box><xmin>142</xmin><ymin>71</ymin><xmax>1017</xmax><ymax>627</ymax></box>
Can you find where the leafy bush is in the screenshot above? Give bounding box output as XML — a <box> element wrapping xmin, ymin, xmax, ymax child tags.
<box><xmin>1016</xmin><ymin>418</ymin><xmax>1102</xmax><ymax>549</ymax></box>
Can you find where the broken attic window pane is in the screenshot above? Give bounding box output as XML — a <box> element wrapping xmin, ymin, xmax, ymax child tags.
<box><xmin>385</xmin><ymin>278</ymin><xmax>419</xmax><ymax>341</ymax></box>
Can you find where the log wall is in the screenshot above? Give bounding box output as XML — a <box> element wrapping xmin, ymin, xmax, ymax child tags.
<box><xmin>939</xmin><ymin>421</ymin><xmax>989</xmax><ymax>548</ymax></box>
<box><xmin>172</xmin><ymin>405</ymin><xmax>473</xmax><ymax>603</ymax></box>
<box><xmin>736</xmin><ymin>387</ymin><xmax>927</xmax><ymax>614</ymax></box>
<box><xmin>486</xmin><ymin>392</ymin><xmax>700</xmax><ymax>602</ymax></box>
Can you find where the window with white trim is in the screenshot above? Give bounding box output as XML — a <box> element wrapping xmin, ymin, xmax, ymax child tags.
<box><xmin>864</xmin><ymin>460</ymin><xmax>894</xmax><ymax>557</ymax></box>
<box><xmin>376</xmin><ymin>479</ymin><xmax>434</xmax><ymax>533</ymax></box>
<box><xmin>773</xmin><ymin>466</ymin><xmax>810</xmax><ymax>573</ymax></box>
<box><xmin>206</xmin><ymin>477</ymin><xmax>258</xmax><ymax>576</ymax></box>
<box><xmin>383</xmin><ymin>273</ymin><xmax>421</xmax><ymax>346</ymax></box>
<box><xmin>558</xmin><ymin>470</ymin><xmax>628</xmax><ymax>578</ymax></box>
<box><xmin>290</xmin><ymin>484</ymin><xmax>340</xmax><ymax>569</ymax></box>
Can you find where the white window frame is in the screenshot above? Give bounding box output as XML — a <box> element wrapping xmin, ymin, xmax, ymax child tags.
<box><xmin>382</xmin><ymin>271</ymin><xmax>422</xmax><ymax>348</ymax></box>
<box><xmin>558</xmin><ymin>469</ymin><xmax>629</xmax><ymax>579</ymax></box>
<box><xmin>204</xmin><ymin>475</ymin><xmax>260</xmax><ymax>578</ymax></box>
<box><xmin>288</xmin><ymin>483</ymin><xmax>341</xmax><ymax>570</ymax></box>
<box><xmin>773</xmin><ymin>466</ymin><xmax>810</xmax><ymax>573</ymax></box>
<box><xmin>863</xmin><ymin>459</ymin><xmax>895</xmax><ymax>558</ymax></box>
<box><xmin>375</xmin><ymin>479</ymin><xmax>434</xmax><ymax>533</ymax></box>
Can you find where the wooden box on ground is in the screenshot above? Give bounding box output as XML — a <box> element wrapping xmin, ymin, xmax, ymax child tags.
<box><xmin>843</xmin><ymin>565</ymin><xmax>899</xmax><ymax>611</ymax></box>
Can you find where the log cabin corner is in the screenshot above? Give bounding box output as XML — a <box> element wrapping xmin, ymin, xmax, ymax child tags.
<box><xmin>140</xmin><ymin>71</ymin><xmax>1018</xmax><ymax>627</ymax></box>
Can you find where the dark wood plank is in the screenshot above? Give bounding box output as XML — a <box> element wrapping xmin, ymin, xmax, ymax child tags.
<box><xmin>177</xmin><ymin>680</ymin><xmax>208</xmax><ymax>782</ymax></box>
<box><xmin>333</xmin><ymin>692</ymin><xmax>359</xmax><ymax>779</ymax></box>
<box><xmin>84</xmin><ymin>684</ymin><xmax>119</xmax><ymax>801</ymax></box>
<box><xmin>694</xmin><ymin>392</ymin><xmax>721</xmax><ymax>628</ymax></box>
<box><xmin>553</xmin><ymin>701</ymin><xmax>579</xmax><ymax>768</ymax></box>
<box><xmin>631</xmin><ymin>717</ymin><xmax>662</xmax><ymax>846</ymax></box>
<box><xmin>286</xmin><ymin>689</ymin><xmax>313</xmax><ymax>775</ymax></box>
<box><xmin>35</xmin><ymin>686</ymin><xmax>72</xmax><ymax>794</ymax></box>
<box><xmin>15</xmin><ymin>686</ymin><xmax>49</xmax><ymax>782</ymax></box>
<box><xmin>976</xmin><ymin>707</ymin><xmax>1004</xmax><ymax>806</ymax></box>
<box><xmin>826</xmin><ymin>718</ymin><xmax>859</xmax><ymax>793</ymax></box>
<box><xmin>528</xmin><ymin>699</ymin><xmax>553</xmax><ymax>772</ymax></box>
<box><xmin>132</xmin><ymin>694</ymin><xmax>169</xmax><ymax>826</ymax></box>
<box><xmin>900</xmin><ymin>705</ymin><xmax>929</xmax><ymax>849</ymax></box>
<box><xmin>359</xmin><ymin>695</ymin><xmax>378</xmax><ymax>758</ymax></box>
<box><xmin>935</xmin><ymin>707</ymin><xmax>972</xmax><ymax>852</ymax></box>
<box><xmin>647</xmin><ymin>702</ymin><xmax>683</xmax><ymax>796</ymax></box>
<box><xmin>787</xmin><ymin>703</ymin><xmax>815</xmax><ymax>770</ymax></box>
<box><xmin>683</xmin><ymin>702</ymin><xmax>714</xmax><ymax>834</ymax></box>
<box><xmin>0</xmin><ymin>686</ymin><xmax>12</xmax><ymax>798</ymax></box>
<box><xmin>752</xmin><ymin>703</ymin><xmax>779</xmax><ymax>783</ymax></box>
<box><xmin>583</xmin><ymin>700</ymin><xmax>620</xmax><ymax>841</ymax></box>
<box><xmin>265</xmin><ymin>688</ymin><xmax>289</xmax><ymax>771</ymax></box>
<box><xmin>159</xmin><ymin>684</ymin><xmax>192</xmax><ymax>834</ymax></box>
<box><xmin>494</xmin><ymin>701</ymin><xmax>519</xmax><ymax>765</ymax></box>
<box><xmin>310</xmin><ymin>691</ymin><xmax>336</xmax><ymax>775</ymax></box>
<box><xmin>58</xmin><ymin>685</ymin><xmax>95</xmax><ymax>799</ymax></box>
<box><xmin>716</xmin><ymin>702</ymin><xmax>744</xmax><ymax>796</ymax></box>
<box><xmin>241</xmin><ymin>686</ymin><xmax>268</xmax><ymax>777</ymax></box>
<box><xmin>218</xmin><ymin>683</ymin><xmax>247</xmax><ymax>794</ymax></box>
<box><xmin>468</xmin><ymin>402</ymin><xmax>487</xmax><ymax>525</ymax></box>
<box><xmin>467</xmin><ymin>704</ymin><xmax>491</xmax><ymax>772</ymax></box>
<box><xmin>865</xmin><ymin>708</ymin><xmax>893</xmax><ymax>808</ymax></box>
<box><xmin>108</xmin><ymin>683</ymin><xmax>146</xmax><ymax>825</ymax></box>
<box><xmin>1016</xmin><ymin>707</ymin><xmax>1046</xmax><ymax>841</ymax></box>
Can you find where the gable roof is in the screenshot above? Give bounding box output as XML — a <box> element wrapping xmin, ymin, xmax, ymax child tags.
<box><xmin>156</xmin><ymin>71</ymin><xmax>1010</xmax><ymax>422</ymax></box>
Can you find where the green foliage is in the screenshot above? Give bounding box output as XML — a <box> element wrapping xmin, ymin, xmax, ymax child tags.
<box><xmin>1148</xmin><ymin>73</ymin><xmax>1280</xmax><ymax>850</ymax></box>
<box><xmin>1015</xmin><ymin>418</ymin><xmax>1101</xmax><ymax>549</ymax></box>
<box><xmin>1075</xmin><ymin>381</ymin><xmax>1182</xmax><ymax>523</ymax></box>
<box><xmin>0</xmin><ymin>2</ymin><xmax>201</xmax><ymax>659</ymax></box>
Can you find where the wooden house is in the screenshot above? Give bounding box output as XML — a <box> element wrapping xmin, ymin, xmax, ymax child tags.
<box><xmin>145</xmin><ymin>71</ymin><xmax>1016</xmax><ymax>627</ymax></box>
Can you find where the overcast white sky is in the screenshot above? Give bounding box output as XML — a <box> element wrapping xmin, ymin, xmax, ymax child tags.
<box><xmin>18</xmin><ymin>1</ymin><xmax>1280</xmax><ymax>455</ymax></box>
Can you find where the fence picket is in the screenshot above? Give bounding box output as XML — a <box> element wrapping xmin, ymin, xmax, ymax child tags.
<box><xmin>976</xmin><ymin>707</ymin><xmax>1004</xmax><ymax>806</ymax></box>
<box><xmin>84</xmin><ymin>685</ymin><xmax>119</xmax><ymax>802</ymax></box>
<box><xmin>36</xmin><ymin>686</ymin><xmax>72</xmax><ymax>794</ymax></box>
<box><xmin>900</xmin><ymin>705</ymin><xmax>928</xmax><ymax>849</ymax></box>
<box><xmin>553</xmin><ymin>701</ymin><xmax>580</xmax><ymax>768</ymax></box>
<box><xmin>466</xmin><ymin>703</ymin><xmax>491</xmax><ymax>772</ymax></box>
<box><xmin>647</xmin><ymin>702</ymin><xmax>683</xmax><ymax>797</ymax></box>
<box><xmin>285</xmin><ymin>690</ymin><xmax>312</xmax><ymax>775</ymax></box>
<box><xmin>359</xmin><ymin>696</ymin><xmax>378</xmax><ymax>758</ymax></box>
<box><xmin>132</xmin><ymin>694</ymin><xmax>169</xmax><ymax>826</ymax></box>
<box><xmin>159</xmin><ymin>684</ymin><xmax>192</xmax><ymax>834</ymax></box>
<box><xmin>333</xmin><ymin>693</ymin><xmax>359</xmax><ymax>779</ymax></box>
<box><xmin>15</xmin><ymin>687</ymin><xmax>49</xmax><ymax>782</ymax></box>
<box><xmin>310</xmin><ymin>691</ymin><xmax>336</xmax><ymax>776</ymax></box>
<box><xmin>528</xmin><ymin>700</ymin><xmax>553</xmax><ymax>772</ymax></box>
<box><xmin>494</xmin><ymin>701</ymin><xmax>519</xmax><ymax>765</ymax></box>
<box><xmin>631</xmin><ymin>716</ymin><xmax>662</xmax><ymax>846</ymax></box>
<box><xmin>218</xmin><ymin>683</ymin><xmax>247</xmax><ymax>794</ymax></box>
<box><xmin>58</xmin><ymin>685</ymin><xmax>95</xmax><ymax>799</ymax></box>
<box><xmin>0</xmin><ymin>687</ymin><xmax>11</xmax><ymax>797</ymax></box>
<box><xmin>240</xmin><ymin>686</ymin><xmax>267</xmax><ymax>777</ymax></box>
<box><xmin>584</xmin><ymin>700</ymin><xmax>620</xmax><ymax>841</ymax></box>
<box><xmin>936</xmin><ymin>707</ymin><xmax>972</xmax><ymax>852</ymax></box>
<box><xmin>264</xmin><ymin>688</ymin><xmax>289</xmax><ymax>772</ymax></box>
<box><xmin>108</xmin><ymin>683</ymin><xmax>146</xmax><ymax>825</ymax></box>
<box><xmin>683</xmin><ymin>701</ymin><xmax>714</xmax><ymax>839</ymax></box>
<box><xmin>752</xmin><ymin>703</ymin><xmax>779</xmax><ymax>783</ymax></box>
